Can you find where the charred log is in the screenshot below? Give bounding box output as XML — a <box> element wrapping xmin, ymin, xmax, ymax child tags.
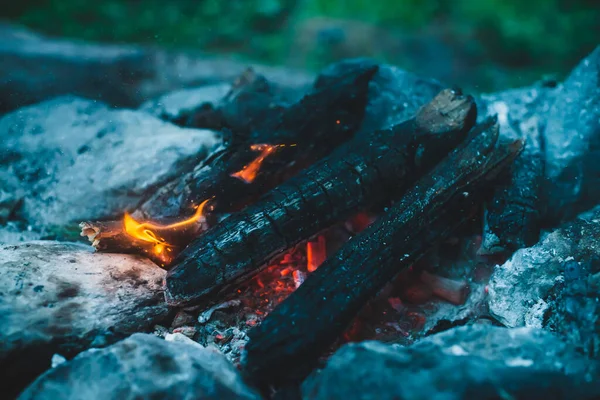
<box><xmin>480</xmin><ymin>110</ymin><xmax>544</xmax><ymax>256</ymax></box>
<box><xmin>242</xmin><ymin>121</ymin><xmax>523</xmax><ymax>388</ymax></box>
<box><xmin>81</xmin><ymin>66</ymin><xmax>377</xmax><ymax>254</ymax></box>
<box><xmin>165</xmin><ymin>89</ymin><xmax>477</xmax><ymax>306</ymax></box>
<box><xmin>140</xmin><ymin>64</ymin><xmax>378</xmax><ymax>218</ymax></box>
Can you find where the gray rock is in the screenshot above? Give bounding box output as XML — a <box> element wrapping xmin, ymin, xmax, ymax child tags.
<box><xmin>19</xmin><ymin>333</ymin><xmax>260</xmax><ymax>400</ymax></box>
<box><xmin>0</xmin><ymin>241</ymin><xmax>169</xmax><ymax>396</ymax></box>
<box><xmin>303</xmin><ymin>325</ymin><xmax>600</xmax><ymax>400</ymax></box>
<box><xmin>140</xmin><ymin>83</ymin><xmax>232</xmax><ymax>120</ymax></box>
<box><xmin>488</xmin><ymin>206</ymin><xmax>600</xmax><ymax>357</ymax></box>
<box><xmin>544</xmin><ymin>46</ymin><xmax>600</xmax><ymax>222</ymax></box>
<box><xmin>0</xmin><ymin>223</ymin><xmax>42</xmax><ymax>244</ymax></box>
<box><xmin>0</xmin><ymin>96</ymin><xmax>220</xmax><ymax>232</ymax></box>
<box><xmin>315</xmin><ymin>59</ymin><xmax>443</xmax><ymax>134</ymax></box>
<box><xmin>0</xmin><ymin>22</ymin><xmax>313</xmax><ymax>112</ymax></box>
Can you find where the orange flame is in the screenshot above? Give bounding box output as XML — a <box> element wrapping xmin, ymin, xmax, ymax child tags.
<box><xmin>230</xmin><ymin>144</ymin><xmax>289</xmax><ymax>184</ymax></box>
<box><xmin>307</xmin><ymin>235</ymin><xmax>327</xmax><ymax>272</ymax></box>
<box><xmin>123</xmin><ymin>199</ymin><xmax>210</xmax><ymax>257</ymax></box>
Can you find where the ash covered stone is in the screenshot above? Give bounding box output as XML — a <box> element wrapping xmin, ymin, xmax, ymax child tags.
<box><xmin>0</xmin><ymin>241</ymin><xmax>169</xmax><ymax>396</ymax></box>
<box><xmin>488</xmin><ymin>206</ymin><xmax>600</xmax><ymax>357</ymax></box>
<box><xmin>544</xmin><ymin>46</ymin><xmax>600</xmax><ymax>222</ymax></box>
<box><xmin>0</xmin><ymin>96</ymin><xmax>220</xmax><ymax>234</ymax></box>
<box><xmin>303</xmin><ymin>325</ymin><xmax>600</xmax><ymax>400</ymax></box>
<box><xmin>19</xmin><ymin>333</ymin><xmax>260</xmax><ymax>400</ymax></box>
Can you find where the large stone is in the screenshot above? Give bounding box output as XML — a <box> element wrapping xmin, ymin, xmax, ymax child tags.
<box><xmin>303</xmin><ymin>325</ymin><xmax>600</xmax><ymax>400</ymax></box>
<box><xmin>19</xmin><ymin>333</ymin><xmax>260</xmax><ymax>400</ymax></box>
<box><xmin>315</xmin><ymin>59</ymin><xmax>443</xmax><ymax>134</ymax></box>
<box><xmin>0</xmin><ymin>241</ymin><xmax>169</xmax><ymax>397</ymax></box>
<box><xmin>544</xmin><ymin>46</ymin><xmax>600</xmax><ymax>222</ymax></box>
<box><xmin>0</xmin><ymin>22</ymin><xmax>312</xmax><ymax>113</ymax></box>
<box><xmin>0</xmin><ymin>96</ymin><xmax>220</xmax><ymax>233</ymax></box>
<box><xmin>488</xmin><ymin>206</ymin><xmax>600</xmax><ymax>357</ymax></box>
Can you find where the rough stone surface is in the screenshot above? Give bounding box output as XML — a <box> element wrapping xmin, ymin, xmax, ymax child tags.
<box><xmin>0</xmin><ymin>223</ymin><xmax>42</xmax><ymax>244</ymax></box>
<box><xmin>0</xmin><ymin>96</ymin><xmax>220</xmax><ymax>232</ymax></box>
<box><xmin>478</xmin><ymin>83</ymin><xmax>556</xmax><ymax>138</ymax></box>
<box><xmin>315</xmin><ymin>59</ymin><xmax>443</xmax><ymax>134</ymax></box>
<box><xmin>544</xmin><ymin>46</ymin><xmax>600</xmax><ymax>222</ymax></box>
<box><xmin>303</xmin><ymin>325</ymin><xmax>600</xmax><ymax>400</ymax></box>
<box><xmin>488</xmin><ymin>206</ymin><xmax>600</xmax><ymax>357</ymax></box>
<box><xmin>0</xmin><ymin>22</ymin><xmax>313</xmax><ymax>112</ymax></box>
<box><xmin>19</xmin><ymin>333</ymin><xmax>260</xmax><ymax>400</ymax></box>
<box><xmin>0</xmin><ymin>241</ymin><xmax>169</xmax><ymax>396</ymax></box>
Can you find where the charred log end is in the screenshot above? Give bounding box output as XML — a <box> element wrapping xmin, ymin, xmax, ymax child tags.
<box><xmin>420</xmin><ymin>270</ymin><xmax>470</xmax><ymax>305</ymax></box>
<box><xmin>79</xmin><ymin>221</ymin><xmax>101</xmax><ymax>247</ymax></box>
<box><xmin>79</xmin><ymin>221</ymin><xmax>124</xmax><ymax>250</ymax></box>
<box><xmin>415</xmin><ymin>88</ymin><xmax>477</xmax><ymax>135</ymax></box>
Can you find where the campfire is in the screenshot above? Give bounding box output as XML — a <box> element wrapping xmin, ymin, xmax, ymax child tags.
<box><xmin>76</xmin><ymin>66</ymin><xmax>523</xmax><ymax>390</ymax></box>
<box><xmin>4</xmin><ymin>43</ymin><xmax>600</xmax><ymax>399</ymax></box>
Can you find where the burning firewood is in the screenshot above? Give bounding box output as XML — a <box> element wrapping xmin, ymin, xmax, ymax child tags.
<box><xmin>80</xmin><ymin>199</ymin><xmax>212</xmax><ymax>265</ymax></box>
<box><xmin>80</xmin><ymin>66</ymin><xmax>377</xmax><ymax>262</ymax></box>
<box><xmin>138</xmin><ymin>64</ymin><xmax>378</xmax><ymax>218</ymax></box>
<box><xmin>165</xmin><ymin>88</ymin><xmax>477</xmax><ymax>306</ymax></box>
<box><xmin>242</xmin><ymin>119</ymin><xmax>523</xmax><ymax>387</ymax></box>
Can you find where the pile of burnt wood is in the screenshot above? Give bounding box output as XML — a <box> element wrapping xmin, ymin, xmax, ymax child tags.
<box><xmin>80</xmin><ymin>61</ymin><xmax>534</xmax><ymax>389</ymax></box>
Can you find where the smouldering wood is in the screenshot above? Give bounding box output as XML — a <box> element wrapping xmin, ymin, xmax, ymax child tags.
<box><xmin>242</xmin><ymin>119</ymin><xmax>523</xmax><ymax>387</ymax></box>
<box><xmin>165</xmin><ymin>88</ymin><xmax>477</xmax><ymax>306</ymax></box>
<box><xmin>80</xmin><ymin>66</ymin><xmax>377</xmax><ymax>255</ymax></box>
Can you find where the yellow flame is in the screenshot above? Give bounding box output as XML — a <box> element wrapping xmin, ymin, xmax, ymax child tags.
<box><xmin>123</xmin><ymin>199</ymin><xmax>210</xmax><ymax>255</ymax></box>
<box><xmin>230</xmin><ymin>144</ymin><xmax>290</xmax><ymax>184</ymax></box>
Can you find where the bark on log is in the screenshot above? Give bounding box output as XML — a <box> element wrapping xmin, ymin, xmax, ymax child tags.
<box><xmin>242</xmin><ymin>121</ymin><xmax>523</xmax><ymax>388</ymax></box>
<box><xmin>165</xmin><ymin>89</ymin><xmax>477</xmax><ymax>306</ymax></box>
<box><xmin>80</xmin><ymin>66</ymin><xmax>377</xmax><ymax>255</ymax></box>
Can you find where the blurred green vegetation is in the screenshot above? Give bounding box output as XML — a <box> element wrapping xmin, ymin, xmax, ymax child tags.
<box><xmin>4</xmin><ymin>0</ymin><xmax>599</xmax><ymax>90</ymax></box>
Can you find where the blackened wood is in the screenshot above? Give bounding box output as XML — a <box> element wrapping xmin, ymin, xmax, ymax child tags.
<box><xmin>81</xmin><ymin>66</ymin><xmax>377</xmax><ymax>255</ymax></box>
<box><xmin>481</xmin><ymin>127</ymin><xmax>543</xmax><ymax>255</ymax></box>
<box><xmin>242</xmin><ymin>121</ymin><xmax>523</xmax><ymax>387</ymax></box>
<box><xmin>139</xmin><ymin>64</ymin><xmax>378</xmax><ymax>218</ymax></box>
<box><xmin>165</xmin><ymin>89</ymin><xmax>477</xmax><ymax>306</ymax></box>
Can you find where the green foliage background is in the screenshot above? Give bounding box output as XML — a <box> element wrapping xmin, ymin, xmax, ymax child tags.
<box><xmin>4</xmin><ymin>0</ymin><xmax>599</xmax><ymax>90</ymax></box>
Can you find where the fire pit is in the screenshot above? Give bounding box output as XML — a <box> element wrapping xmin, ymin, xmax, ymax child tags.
<box><xmin>1</xmin><ymin>29</ymin><xmax>599</xmax><ymax>400</ymax></box>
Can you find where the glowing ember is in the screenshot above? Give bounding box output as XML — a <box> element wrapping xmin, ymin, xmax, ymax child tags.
<box><xmin>123</xmin><ymin>199</ymin><xmax>210</xmax><ymax>258</ymax></box>
<box><xmin>230</xmin><ymin>144</ymin><xmax>290</xmax><ymax>184</ymax></box>
<box><xmin>306</xmin><ymin>235</ymin><xmax>327</xmax><ymax>272</ymax></box>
